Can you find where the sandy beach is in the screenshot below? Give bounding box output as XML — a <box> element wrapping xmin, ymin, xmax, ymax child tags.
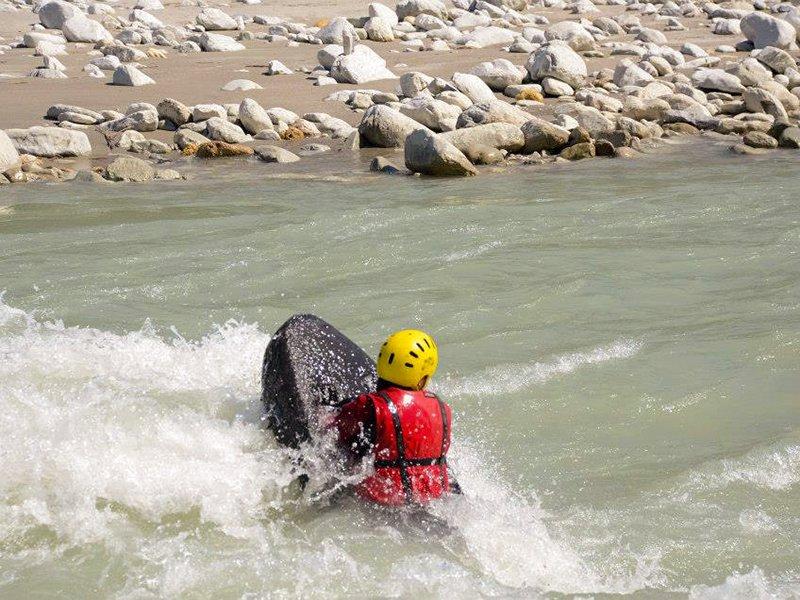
<box><xmin>0</xmin><ymin>0</ymin><xmax>798</xmax><ymax>182</ymax></box>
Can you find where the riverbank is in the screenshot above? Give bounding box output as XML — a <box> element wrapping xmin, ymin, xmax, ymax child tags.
<box><xmin>0</xmin><ymin>0</ymin><xmax>798</xmax><ymax>184</ymax></box>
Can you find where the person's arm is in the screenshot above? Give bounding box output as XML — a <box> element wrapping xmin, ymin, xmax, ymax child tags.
<box><xmin>335</xmin><ymin>394</ymin><xmax>376</xmax><ymax>457</ymax></box>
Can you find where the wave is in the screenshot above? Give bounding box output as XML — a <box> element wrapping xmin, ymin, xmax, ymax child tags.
<box><xmin>439</xmin><ymin>339</ymin><xmax>644</xmax><ymax>398</ymax></box>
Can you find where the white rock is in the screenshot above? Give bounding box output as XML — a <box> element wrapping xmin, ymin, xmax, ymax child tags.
<box><xmin>369</xmin><ymin>2</ymin><xmax>398</xmax><ymax>26</ymax></box>
<box><xmin>239</xmin><ymin>98</ymin><xmax>274</xmax><ymax>134</ymax></box>
<box><xmin>43</xmin><ymin>55</ymin><xmax>66</xmax><ymax>71</ymax></box>
<box><xmin>544</xmin><ymin>21</ymin><xmax>596</xmax><ymax>51</ymax></box>
<box><xmin>457</xmin><ymin>26</ymin><xmax>517</xmax><ymax>48</ymax></box>
<box><xmin>205</xmin><ymin>117</ymin><xmax>251</xmax><ymax>143</ymax></box>
<box><xmin>62</xmin><ymin>16</ymin><xmax>113</xmax><ymax>43</ymax></box>
<box><xmin>452</xmin><ymin>71</ymin><xmax>496</xmax><ymax>103</ymax></box>
<box><xmin>193</xmin><ymin>104</ymin><xmax>227</xmax><ymax>121</ymax></box>
<box><xmin>29</xmin><ymin>68</ymin><xmax>68</xmax><ymax>79</ymax></box>
<box><xmin>365</xmin><ymin>17</ymin><xmax>394</xmax><ymax>42</ymax></box>
<box><xmin>265</xmin><ymin>60</ymin><xmax>293</xmax><ymax>75</ymax></box>
<box><xmin>330</xmin><ymin>45</ymin><xmax>396</xmax><ymax>84</ymax></box>
<box><xmin>612</xmin><ymin>59</ymin><xmax>654</xmax><ymax>87</ymax></box>
<box><xmin>35</xmin><ymin>41</ymin><xmax>67</xmax><ymax>57</ymax></box>
<box><xmin>469</xmin><ymin>58</ymin><xmax>524</xmax><ymax>91</ymax></box>
<box><xmin>526</xmin><ymin>44</ymin><xmax>587</xmax><ymax>88</ymax></box>
<box><xmin>84</xmin><ymin>64</ymin><xmax>105</xmax><ymax>77</ymax></box>
<box><xmin>5</xmin><ymin>126</ymin><xmax>91</xmax><ymax>157</ymax></box>
<box><xmin>318</xmin><ymin>17</ymin><xmax>357</xmax><ymax>44</ymax></box>
<box><xmin>222</xmin><ymin>79</ymin><xmax>263</xmax><ymax>90</ymax></box>
<box><xmin>199</xmin><ymin>32</ymin><xmax>245</xmax><ymax>51</ymax></box>
<box><xmin>358</xmin><ymin>104</ymin><xmax>429</xmax><ymax>147</ymax></box>
<box><xmin>404</xmin><ymin>128</ymin><xmax>476</xmax><ymax>176</ymax></box>
<box><xmin>396</xmin><ymin>0</ymin><xmax>448</xmax><ymax>21</ymax></box>
<box><xmin>197</xmin><ymin>8</ymin><xmax>237</xmax><ymax>30</ymax></box>
<box><xmin>691</xmin><ymin>68</ymin><xmax>745</xmax><ymax>93</ymax></box>
<box><xmin>112</xmin><ymin>64</ymin><xmax>155</xmax><ymax>86</ymax></box>
<box><xmin>0</xmin><ymin>130</ymin><xmax>21</xmax><ymax>172</ymax></box>
<box><xmin>399</xmin><ymin>96</ymin><xmax>462</xmax><ymax>131</ymax></box>
<box><xmin>130</xmin><ymin>8</ymin><xmax>163</xmax><ymax>28</ymax></box>
<box><xmin>135</xmin><ymin>0</ymin><xmax>164</xmax><ymax>10</ymax></box>
<box><xmin>267</xmin><ymin>107</ymin><xmax>299</xmax><ymax>124</ymax></box>
<box><xmin>24</xmin><ymin>32</ymin><xmax>66</xmax><ymax>48</ymax></box>
<box><xmin>542</xmin><ymin>76</ymin><xmax>574</xmax><ymax>96</ymax></box>
<box><xmin>399</xmin><ymin>71</ymin><xmax>433</xmax><ymax>97</ymax></box>
<box><xmin>90</xmin><ymin>55</ymin><xmax>120</xmax><ymax>70</ymax></box>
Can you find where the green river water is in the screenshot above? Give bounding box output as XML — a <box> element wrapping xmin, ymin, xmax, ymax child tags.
<box><xmin>1</xmin><ymin>141</ymin><xmax>799</xmax><ymax>598</ymax></box>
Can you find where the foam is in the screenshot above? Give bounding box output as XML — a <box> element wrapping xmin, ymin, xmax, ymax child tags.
<box><xmin>688</xmin><ymin>568</ymin><xmax>800</xmax><ymax>600</ymax></box>
<box><xmin>439</xmin><ymin>339</ymin><xmax>643</xmax><ymax>398</ymax></box>
<box><xmin>0</xmin><ymin>299</ymin><xmax>671</xmax><ymax>597</ymax></box>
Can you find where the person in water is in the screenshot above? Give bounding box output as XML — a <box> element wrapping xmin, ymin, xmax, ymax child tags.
<box><xmin>335</xmin><ymin>329</ymin><xmax>457</xmax><ymax>506</ymax></box>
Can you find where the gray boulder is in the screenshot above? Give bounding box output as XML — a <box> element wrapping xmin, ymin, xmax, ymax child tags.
<box><xmin>742</xmin><ymin>87</ymin><xmax>789</xmax><ymax>120</ymax></box>
<box><xmin>239</xmin><ymin>98</ymin><xmax>274</xmax><ymax>135</ymax></box>
<box><xmin>754</xmin><ymin>46</ymin><xmax>797</xmax><ymax>74</ymax></box>
<box><xmin>526</xmin><ymin>44</ymin><xmax>587</xmax><ymax>88</ymax></box>
<box><xmin>0</xmin><ymin>130</ymin><xmax>21</xmax><ymax>173</ymax></box>
<box><xmin>456</xmin><ymin>99</ymin><xmax>532</xmax><ymax>128</ymax></box>
<box><xmin>439</xmin><ymin>122</ymin><xmax>525</xmax><ymax>154</ymax></box>
<box><xmin>112</xmin><ymin>65</ymin><xmax>155</xmax><ymax>86</ymax></box>
<box><xmin>404</xmin><ymin>129</ymin><xmax>477</xmax><ymax>176</ymax></box>
<box><xmin>469</xmin><ymin>59</ymin><xmax>524</xmax><ymax>91</ymax></box>
<box><xmin>206</xmin><ymin>117</ymin><xmax>251</xmax><ymax>143</ymax></box>
<box><xmin>255</xmin><ymin>145</ymin><xmax>301</xmax><ymax>163</ymax></box>
<box><xmin>359</xmin><ymin>105</ymin><xmax>429</xmax><ymax>147</ymax></box>
<box><xmin>318</xmin><ymin>44</ymin><xmax>344</xmax><ymax>69</ymax></box>
<box><xmin>553</xmin><ymin>104</ymin><xmax>615</xmax><ymax>135</ymax></box>
<box><xmin>174</xmin><ymin>129</ymin><xmax>209</xmax><ymax>150</ymax></box>
<box><xmin>318</xmin><ymin>17</ymin><xmax>357</xmax><ymax>44</ymax></box>
<box><xmin>102</xmin><ymin>110</ymin><xmax>159</xmax><ymax>133</ymax></box>
<box><xmin>399</xmin><ymin>96</ymin><xmax>462</xmax><ymax>132</ymax></box>
<box><xmin>691</xmin><ymin>68</ymin><xmax>745</xmax><ymax>93</ymax></box>
<box><xmin>199</xmin><ymin>32</ymin><xmax>245</xmax><ymax>52</ymax></box>
<box><xmin>105</xmin><ymin>156</ymin><xmax>155</xmax><ymax>182</ymax></box>
<box><xmin>544</xmin><ymin>21</ymin><xmax>596</xmax><ymax>51</ymax></box>
<box><xmin>157</xmin><ymin>98</ymin><xmax>191</xmax><ymax>126</ymax></box>
<box><xmin>613</xmin><ymin>59</ymin><xmax>654</xmax><ymax>87</ymax></box>
<box><xmin>740</xmin><ymin>12</ymin><xmax>796</xmax><ymax>50</ymax></box>
<box><xmin>520</xmin><ymin>118</ymin><xmax>570</xmax><ymax>153</ymax></box>
<box><xmin>452</xmin><ymin>72</ymin><xmax>496</xmax><ymax>103</ymax></box>
<box><xmin>62</xmin><ymin>16</ymin><xmax>113</xmax><ymax>43</ymax></box>
<box><xmin>5</xmin><ymin>126</ymin><xmax>91</xmax><ymax>157</ymax></box>
<box><xmin>396</xmin><ymin>0</ymin><xmax>447</xmax><ymax>20</ymax></box>
<box><xmin>365</xmin><ymin>17</ymin><xmax>394</xmax><ymax>42</ymax></box>
<box><xmin>39</xmin><ymin>0</ymin><xmax>77</xmax><ymax>29</ymax></box>
<box><xmin>662</xmin><ymin>105</ymin><xmax>720</xmax><ymax>129</ymax></box>
<box><xmin>196</xmin><ymin>8</ymin><xmax>237</xmax><ymax>30</ymax></box>
<box><xmin>330</xmin><ymin>45</ymin><xmax>396</xmax><ymax>84</ymax></box>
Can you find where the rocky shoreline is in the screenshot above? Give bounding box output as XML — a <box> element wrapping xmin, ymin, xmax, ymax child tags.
<box><xmin>0</xmin><ymin>0</ymin><xmax>799</xmax><ymax>185</ymax></box>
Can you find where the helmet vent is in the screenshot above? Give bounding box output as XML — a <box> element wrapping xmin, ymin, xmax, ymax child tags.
<box><xmin>416</xmin><ymin>342</ymin><xmax>426</xmax><ymax>353</ymax></box>
<box><xmin>404</xmin><ymin>362</ymin><xmax>414</xmax><ymax>368</ymax></box>
<box><xmin>388</xmin><ymin>353</ymin><xmax>395</xmax><ymax>365</ymax></box>
<box><xmin>409</xmin><ymin>351</ymin><xmax>419</xmax><ymax>358</ymax></box>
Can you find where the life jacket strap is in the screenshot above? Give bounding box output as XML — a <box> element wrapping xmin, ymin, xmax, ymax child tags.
<box><xmin>377</xmin><ymin>391</ymin><xmax>413</xmax><ymax>502</ymax></box>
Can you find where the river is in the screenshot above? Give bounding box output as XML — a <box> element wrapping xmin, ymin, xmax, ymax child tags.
<box><xmin>1</xmin><ymin>141</ymin><xmax>799</xmax><ymax>598</ymax></box>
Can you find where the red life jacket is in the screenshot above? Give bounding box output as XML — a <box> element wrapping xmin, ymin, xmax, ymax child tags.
<box><xmin>356</xmin><ymin>387</ymin><xmax>451</xmax><ymax>506</ymax></box>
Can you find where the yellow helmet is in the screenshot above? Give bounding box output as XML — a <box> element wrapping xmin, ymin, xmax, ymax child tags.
<box><xmin>377</xmin><ymin>329</ymin><xmax>439</xmax><ymax>390</ymax></box>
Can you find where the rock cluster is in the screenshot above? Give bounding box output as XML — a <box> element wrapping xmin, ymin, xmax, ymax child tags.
<box><xmin>1</xmin><ymin>0</ymin><xmax>799</xmax><ymax>184</ymax></box>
